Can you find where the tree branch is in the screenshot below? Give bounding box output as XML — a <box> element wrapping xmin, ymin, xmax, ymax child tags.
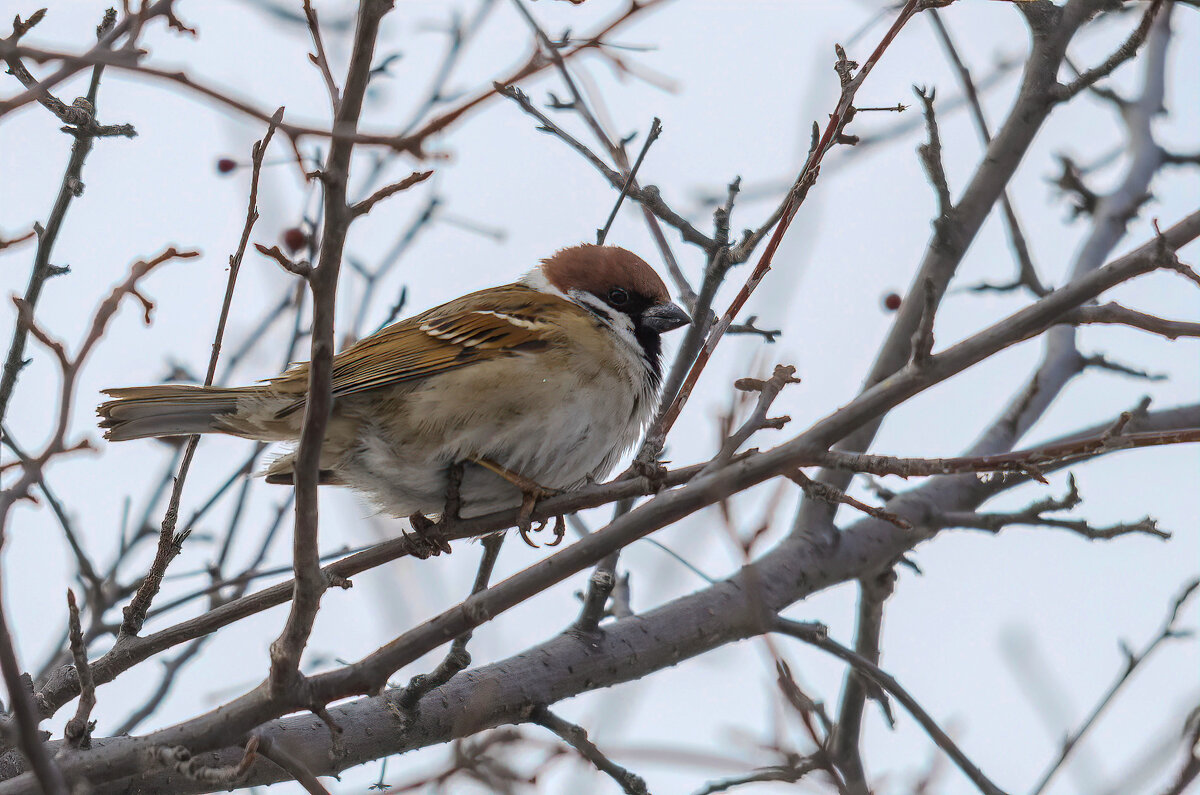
<box><xmin>1028</xmin><ymin>577</ymin><xmax>1200</xmax><ymax>795</ymax></box>
<box><xmin>530</xmin><ymin>708</ymin><xmax>649</xmax><ymax>795</ymax></box>
<box><xmin>774</xmin><ymin>618</ymin><xmax>1009</xmax><ymax>795</ymax></box>
<box><xmin>268</xmin><ymin>0</ymin><xmax>394</xmax><ymax>697</ymax></box>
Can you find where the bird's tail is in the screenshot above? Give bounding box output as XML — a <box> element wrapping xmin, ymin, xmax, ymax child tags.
<box><xmin>98</xmin><ymin>384</ymin><xmax>264</xmax><ymax>441</ymax></box>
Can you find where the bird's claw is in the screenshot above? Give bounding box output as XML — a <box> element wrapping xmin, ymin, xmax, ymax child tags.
<box><xmin>517</xmin><ymin>516</ymin><xmax>565</xmax><ymax>548</ymax></box>
<box><xmin>470</xmin><ymin>457</ymin><xmax>564</xmax><ymax>549</ymax></box>
<box><xmin>545</xmin><ymin>514</ymin><xmax>566</xmax><ymax>546</ymax></box>
<box><xmin>405</xmin><ymin>512</ymin><xmax>452</xmax><ymax>558</ymax></box>
<box><xmin>626</xmin><ymin>456</ymin><xmax>670</xmax><ymax>492</ymax></box>
<box><xmin>515</xmin><ymin>485</ymin><xmax>560</xmax><ymax>548</ymax></box>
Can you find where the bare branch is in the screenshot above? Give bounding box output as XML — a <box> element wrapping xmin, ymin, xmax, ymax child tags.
<box><xmin>788</xmin><ymin>470</ymin><xmax>912</xmax><ymax>530</ymax></box>
<box><xmin>302</xmin><ymin>0</ymin><xmax>340</xmax><ymax>113</ymax></box>
<box><xmin>775</xmin><ymin>617</ymin><xmax>1010</xmax><ymax>795</ymax></box>
<box><xmin>256</xmin><ymin>736</ymin><xmax>331</xmax><ymax>795</ymax></box>
<box><xmin>1063</xmin><ymin>302</ymin><xmax>1200</xmax><ymax>340</ymax></box>
<box><xmin>596</xmin><ymin>117</ymin><xmax>663</xmax><ymax>245</ymax></box>
<box><xmin>830</xmin><ymin>570</ymin><xmax>896</xmax><ymax>788</ymax></box>
<box><xmin>1029</xmin><ymin>577</ymin><xmax>1200</xmax><ymax>795</ymax></box>
<box><xmin>0</xmin><ymin>601</ymin><xmax>66</xmax><ymax>793</ymax></box>
<box><xmin>530</xmin><ymin>707</ymin><xmax>649</xmax><ymax>795</ymax></box>
<box><xmin>62</xmin><ymin>591</ymin><xmax>95</xmax><ymax>749</ymax></box>
<box><xmin>0</xmin><ymin>8</ymin><xmax>127</xmax><ymax>426</ymax></box>
<box><xmin>255</xmin><ymin>243</ymin><xmax>312</xmax><ymax>278</ymax></box>
<box><xmin>497</xmin><ymin>83</ymin><xmax>715</xmax><ymax>251</ymax></box>
<box><xmin>0</xmin><ymin>1</ymin><xmax>663</xmax><ymax>153</ymax></box>
<box><xmin>398</xmin><ymin>526</ymin><xmax>502</xmax><ymax>710</ymax></box>
<box><xmin>348</xmin><ymin>169</ymin><xmax>433</xmax><ymax>217</ymax></box>
<box><xmin>914</xmin><ymin>87</ymin><xmax>952</xmax><ymax>224</ymax></box>
<box><xmin>927</xmin><ymin>8</ymin><xmax>1045</xmax><ymax>296</ymax></box>
<box><xmin>655</xmin><ymin>1</ymin><xmax>934</xmax><ymax>445</ymax></box>
<box><xmin>936</xmin><ymin>474</ymin><xmax>1170</xmax><ymax>540</ymax></box>
<box><xmin>119</xmin><ymin>107</ymin><xmax>280</xmax><ymax>640</ymax></box>
<box><xmin>1</xmin><ymin>9</ymin><xmax>135</xmax><ymax>138</ymax></box>
<box><xmin>1055</xmin><ymin>0</ymin><xmax>1165</xmax><ymax>102</ymax></box>
<box><xmin>690</xmin><ymin>760</ymin><xmax>821</xmax><ymax>795</ymax></box>
<box><xmin>268</xmin><ymin>0</ymin><xmax>395</xmax><ymax>697</ymax></box>
<box><xmin>710</xmin><ymin>365</ymin><xmax>801</xmax><ymax>466</ymax></box>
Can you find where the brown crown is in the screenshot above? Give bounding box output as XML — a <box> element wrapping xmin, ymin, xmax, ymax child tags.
<box><xmin>540</xmin><ymin>244</ymin><xmax>670</xmax><ymax>303</ymax></box>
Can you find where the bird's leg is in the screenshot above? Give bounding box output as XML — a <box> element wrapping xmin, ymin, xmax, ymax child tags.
<box><xmin>403</xmin><ymin>462</ymin><xmax>464</xmax><ymax>558</ymax></box>
<box><xmin>442</xmin><ymin>461</ymin><xmax>464</xmax><ymax>523</ymax></box>
<box><xmin>471</xmin><ymin>457</ymin><xmax>561</xmax><ymax>548</ymax></box>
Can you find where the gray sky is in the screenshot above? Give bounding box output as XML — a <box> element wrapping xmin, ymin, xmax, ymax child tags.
<box><xmin>1</xmin><ymin>1</ymin><xmax>1197</xmax><ymax>792</ymax></box>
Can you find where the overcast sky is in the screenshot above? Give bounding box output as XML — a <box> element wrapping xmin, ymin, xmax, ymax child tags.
<box><xmin>1</xmin><ymin>1</ymin><xmax>1197</xmax><ymax>793</ymax></box>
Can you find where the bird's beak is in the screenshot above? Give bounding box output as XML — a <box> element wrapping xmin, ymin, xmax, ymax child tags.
<box><xmin>640</xmin><ymin>301</ymin><xmax>691</xmax><ymax>333</ymax></box>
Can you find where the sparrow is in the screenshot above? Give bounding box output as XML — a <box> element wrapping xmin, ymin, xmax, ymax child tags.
<box><xmin>98</xmin><ymin>244</ymin><xmax>690</xmax><ymax>546</ymax></box>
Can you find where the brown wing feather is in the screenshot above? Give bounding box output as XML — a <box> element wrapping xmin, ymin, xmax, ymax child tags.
<box><xmin>270</xmin><ymin>285</ymin><xmax>561</xmax><ymax>415</ymax></box>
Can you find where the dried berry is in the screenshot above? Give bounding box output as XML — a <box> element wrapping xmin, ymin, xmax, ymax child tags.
<box><xmin>283</xmin><ymin>227</ymin><xmax>308</xmax><ymax>254</ymax></box>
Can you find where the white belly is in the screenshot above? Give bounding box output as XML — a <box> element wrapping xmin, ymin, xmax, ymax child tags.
<box><xmin>337</xmin><ymin>349</ymin><xmax>654</xmax><ymax>518</ymax></box>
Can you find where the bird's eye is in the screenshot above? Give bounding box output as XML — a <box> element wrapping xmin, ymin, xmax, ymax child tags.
<box><xmin>608</xmin><ymin>287</ymin><xmax>630</xmax><ymax>306</ymax></box>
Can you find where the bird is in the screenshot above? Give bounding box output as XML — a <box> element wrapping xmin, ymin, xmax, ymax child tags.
<box><xmin>97</xmin><ymin>244</ymin><xmax>690</xmax><ymax>547</ymax></box>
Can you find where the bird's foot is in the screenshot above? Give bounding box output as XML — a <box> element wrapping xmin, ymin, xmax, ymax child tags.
<box><xmin>472</xmin><ymin>457</ymin><xmax>562</xmax><ymax>548</ymax></box>
<box><xmin>625</xmin><ymin>455</ymin><xmax>669</xmax><ymax>492</ymax></box>
<box><xmin>405</xmin><ymin>512</ymin><xmax>452</xmax><ymax>558</ymax></box>
<box><xmin>402</xmin><ymin>463</ymin><xmax>465</xmax><ymax>559</ymax></box>
<box><xmin>514</xmin><ymin>483</ymin><xmax>563</xmax><ymax>548</ymax></box>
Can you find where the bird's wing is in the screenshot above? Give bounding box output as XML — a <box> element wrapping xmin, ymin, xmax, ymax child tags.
<box><xmin>270</xmin><ymin>285</ymin><xmax>566</xmax><ymax>414</ymax></box>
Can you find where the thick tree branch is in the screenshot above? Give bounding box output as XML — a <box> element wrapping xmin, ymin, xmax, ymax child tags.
<box><xmin>268</xmin><ymin>0</ymin><xmax>394</xmax><ymax>696</ymax></box>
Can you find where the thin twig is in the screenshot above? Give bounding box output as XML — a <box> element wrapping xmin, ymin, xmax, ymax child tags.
<box><xmin>62</xmin><ymin>591</ymin><xmax>95</xmax><ymax>748</ymax></box>
<box><xmin>119</xmin><ymin>110</ymin><xmax>281</xmax><ymax>639</ymax></box>
<box><xmin>788</xmin><ymin>471</ymin><xmax>911</xmax><ymax>530</ymax></box>
<box><xmin>531</xmin><ymin>707</ymin><xmax>649</xmax><ymax>795</ymax></box>
<box><xmin>1062</xmin><ymin>302</ymin><xmax>1200</xmax><ymax>340</ymax></box>
<box><xmin>774</xmin><ymin>618</ymin><xmax>1009</xmax><ymax>795</ymax></box>
<box><xmin>0</xmin><ymin>9</ymin><xmax>121</xmax><ymax>428</ymax></box>
<box><xmin>0</xmin><ymin>1</ymin><xmax>663</xmax><ymax>154</ymax></box>
<box><xmin>0</xmin><ymin>599</ymin><xmax>67</xmax><ymax>792</ymax></box>
<box><xmin>1029</xmin><ymin>577</ymin><xmax>1200</xmax><ymax>795</ymax></box>
<box><xmin>257</xmin><ymin>736</ymin><xmax>332</xmax><ymax>795</ymax></box>
<box><xmin>928</xmin><ymin>9</ymin><xmax>1045</xmax><ymax>295</ymax></box>
<box><xmin>499</xmin><ymin>83</ymin><xmax>713</xmax><ymax>250</ymax></box>
<box><xmin>653</xmin><ymin>1</ymin><xmax>932</xmax><ymax>443</ymax></box>
<box><xmin>398</xmin><ymin>529</ymin><xmax>504</xmax><ymax>710</ymax></box>
<box><xmin>0</xmin><ymin>9</ymin><xmax>134</xmax><ymax>138</ymax></box>
<box><xmin>302</xmin><ymin>0</ymin><xmax>341</xmax><ymax>113</ymax></box>
<box><xmin>1055</xmin><ymin>0</ymin><xmax>1165</xmax><ymax>102</ymax></box>
<box><xmin>830</xmin><ymin>570</ymin><xmax>896</xmax><ymax>788</ymax></box>
<box><xmin>690</xmin><ymin>760</ymin><xmax>821</xmax><ymax>795</ymax></box>
<box><xmin>349</xmin><ymin>170</ymin><xmax>433</xmax><ymax>217</ymax></box>
<box><xmin>710</xmin><ymin>365</ymin><xmax>801</xmax><ymax>467</ymax></box>
<box><xmin>596</xmin><ymin>118</ymin><xmax>662</xmax><ymax>244</ymax></box>
<box><xmin>914</xmin><ymin>87</ymin><xmax>952</xmax><ymax>224</ymax></box>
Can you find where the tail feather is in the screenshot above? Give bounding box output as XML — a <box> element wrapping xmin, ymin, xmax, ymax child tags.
<box><xmin>98</xmin><ymin>385</ymin><xmax>252</xmax><ymax>441</ymax></box>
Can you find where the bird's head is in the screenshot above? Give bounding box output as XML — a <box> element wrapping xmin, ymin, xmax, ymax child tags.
<box><xmin>531</xmin><ymin>244</ymin><xmax>691</xmax><ymax>340</ymax></box>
